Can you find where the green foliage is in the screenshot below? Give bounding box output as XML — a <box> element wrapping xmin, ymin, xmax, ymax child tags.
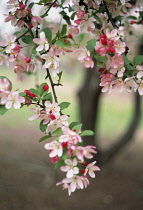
<box><xmin>43</xmin><ymin>27</ymin><xmax>52</xmax><ymax>40</ymax></box>
<box><xmin>56</xmin><ymin>39</ymin><xmax>71</xmax><ymax>47</ymax></box>
<box><xmin>38</xmin><ymin>135</ymin><xmax>52</xmax><ymax>142</ymax></box>
<box><xmin>38</xmin><ymin>83</ymin><xmax>48</xmax><ymax>96</ymax></box>
<box><xmin>69</xmin><ymin>122</ymin><xmax>79</xmax><ymax>129</ymax></box>
<box><xmin>21</xmin><ymin>35</ymin><xmax>34</xmax><ymax>45</ymax></box>
<box><xmin>60</xmin><ymin>24</ymin><xmax>67</xmax><ymax>37</ymax></box>
<box><xmin>80</xmin><ymin>130</ymin><xmax>94</xmax><ymax>137</ymax></box>
<box><xmin>52</xmin><ymin>127</ymin><xmax>63</xmax><ymax>135</ymax></box>
<box><xmin>133</xmin><ymin>55</ymin><xmax>143</xmax><ymax>65</ymax></box>
<box><xmin>0</xmin><ymin>105</ymin><xmax>8</xmax><ymax>115</ymax></box>
<box><xmin>40</xmin><ymin>120</ymin><xmax>47</xmax><ymax>132</ymax></box>
<box><xmin>78</xmin><ymin>33</ymin><xmax>85</xmax><ymax>43</ymax></box>
<box><xmin>59</xmin><ymin>102</ymin><xmax>70</xmax><ymax>111</ymax></box>
<box><xmin>54</xmin><ymin>160</ymin><xmax>65</xmax><ymax>168</ymax></box>
<box><xmin>72</xmin><ymin>123</ymin><xmax>82</xmax><ymax>133</ymax></box>
<box><xmin>86</xmin><ymin>39</ymin><xmax>96</xmax><ymax>53</ymax></box>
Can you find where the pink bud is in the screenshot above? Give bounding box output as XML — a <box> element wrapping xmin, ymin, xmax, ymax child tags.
<box><xmin>42</xmin><ymin>84</ymin><xmax>49</xmax><ymax>91</ymax></box>
<box><xmin>25</xmin><ymin>57</ymin><xmax>31</xmax><ymax>63</ymax></box>
<box><xmin>19</xmin><ymin>4</ymin><xmax>26</xmax><ymax>10</ymax></box>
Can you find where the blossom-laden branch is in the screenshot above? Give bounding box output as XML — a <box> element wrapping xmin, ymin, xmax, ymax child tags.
<box><xmin>0</xmin><ymin>0</ymin><xmax>143</xmax><ymax>195</ymax></box>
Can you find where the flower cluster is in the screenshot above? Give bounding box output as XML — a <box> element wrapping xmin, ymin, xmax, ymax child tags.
<box><xmin>1</xmin><ymin>0</ymin><xmax>143</xmax><ymax>195</ymax></box>
<box><xmin>0</xmin><ymin>77</ymin><xmax>25</xmax><ymax>109</ymax></box>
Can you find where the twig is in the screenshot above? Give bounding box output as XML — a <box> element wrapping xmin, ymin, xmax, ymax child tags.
<box><xmin>41</xmin><ymin>0</ymin><xmax>58</xmax><ymax>18</ymax></box>
<box><xmin>45</xmin><ymin>68</ymin><xmax>58</xmax><ymax>103</ymax></box>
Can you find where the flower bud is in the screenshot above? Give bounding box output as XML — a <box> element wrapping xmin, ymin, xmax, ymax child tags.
<box><xmin>42</xmin><ymin>84</ymin><xmax>49</xmax><ymax>91</ymax></box>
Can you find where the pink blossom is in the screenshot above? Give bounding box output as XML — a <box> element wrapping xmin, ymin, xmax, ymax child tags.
<box><xmin>59</xmin><ymin>127</ymin><xmax>82</xmax><ymax>144</ymax></box>
<box><xmin>114</xmin><ymin>41</ymin><xmax>126</xmax><ymax>54</ymax></box>
<box><xmin>62</xmin><ymin>175</ymin><xmax>84</xmax><ymax>193</ymax></box>
<box><xmin>136</xmin><ymin>65</ymin><xmax>143</xmax><ymax>79</ymax></box>
<box><xmin>0</xmin><ymin>35</ymin><xmax>16</xmax><ymax>53</ymax></box>
<box><xmin>110</xmin><ymin>66</ymin><xmax>125</xmax><ymax>77</ymax></box>
<box><xmin>4</xmin><ymin>91</ymin><xmax>25</xmax><ymax>109</ymax></box>
<box><xmin>0</xmin><ymin>55</ymin><xmax>9</xmax><ymax>66</ymax></box>
<box><xmin>28</xmin><ymin>105</ymin><xmax>41</xmax><ymax>121</ymax></box>
<box><xmin>83</xmin><ymin>56</ymin><xmax>94</xmax><ymax>68</ymax></box>
<box><xmin>84</xmin><ymin>161</ymin><xmax>100</xmax><ymax>178</ymax></box>
<box><xmin>45</xmin><ymin>101</ymin><xmax>60</xmax><ymax>115</ymax></box>
<box><xmin>68</xmin><ymin>25</ymin><xmax>79</xmax><ymax>35</ymax></box>
<box><xmin>4</xmin><ymin>14</ymin><xmax>17</xmax><ymax>26</ymax></box>
<box><xmin>31</xmin><ymin>16</ymin><xmax>43</xmax><ymax>27</ymax></box>
<box><xmin>0</xmin><ymin>78</ymin><xmax>10</xmax><ymax>92</ymax></box>
<box><xmin>112</xmin><ymin>79</ymin><xmax>124</xmax><ymax>92</ymax></box>
<box><xmin>106</xmin><ymin>29</ymin><xmax>119</xmax><ymax>40</ymax></box>
<box><xmin>44</xmin><ymin>141</ymin><xmax>63</xmax><ymax>157</ymax></box>
<box><xmin>83</xmin><ymin>145</ymin><xmax>97</xmax><ymax>159</ymax></box>
<box><xmin>111</xmin><ymin>54</ymin><xmax>124</xmax><ymax>68</ymax></box>
<box><xmin>60</xmin><ymin>158</ymin><xmax>79</xmax><ymax>178</ymax></box>
<box><xmin>33</xmin><ymin>32</ymin><xmax>49</xmax><ymax>52</ymax></box>
<box><xmin>97</xmin><ymin>47</ymin><xmax>107</xmax><ymax>56</ymax></box>
<box><xmin>14</xmin><ymin>65</ymin><xmax>25</xmax><ymax>74</ymax></box>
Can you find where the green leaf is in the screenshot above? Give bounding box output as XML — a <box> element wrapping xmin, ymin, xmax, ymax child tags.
<box><xmin>62</xmin><ymin>149</ymin><xmax>68</xmax><ymax>161</ymax></box>
<box><xmin>38</xmin><ymin>82</ymin><xmax>48</xmax><ymax>96</ymax></box>
<box><xmin>29</xmin><ymin>88</ymin><xmax>38</xmax><ymax>95</ymax></box>
<box><xmin>125</xmin><ymin>64</ymin><xmax>135</xmax><ymax>71</ymax></box>
<box><xmin>72</xmin><ymin>123</ymin><xmax>82</xmax><ymax>133</ymax></box>
<box><xmin>78</xmin><ymin>33</ymin><xmax>85</xmax><ymax>43</ymax></box>
<box><xmin>40</xmin><ymin>121</ymin><xmax>47</xmax><ymax>132</ymax></box>
<box><xmin>28</xmin><ymin>2</ymin><xmax>34</xmax><ymax>9</ymax></box>
<box><xmin>69</xmin><ymin>122</ymin><xmax>79</xmax><ymax>129</ymax></box>
<box><xmin>133</xmin><ymin>55</ymin><xmax>143</xmax><ymax>65</ymax></box>
<box><xmin>122</xmin><ymin>54</ymin><xmax>132</xmax><ymax>65</ymax></box>
<box><xmin>56</xmin><ymin>39</ymin><xmax>71</xmax><ymax>47</ymax></box>
<box><xmin>86</xmin><ymin>39</ymin><xmax>96</xmax><ymax>52</ymax></box>
<box><xmin>21</xmin><ymin>35</ymin><xmax>34</xmax><ymax>45</ymax></box>
<box><xmin>60</xmin><ymin>24</ymin><xmax>67</xmax><ymax>37</ymax></box>
<box><xmin>19</xmin><ymin>92</ymin><xmax>26</xmax><ymax>97</ymax></box>
<box><xmin>70</xmin><ymin>12</ymin><xmax>76</xmax><ymax>20</ymax></box>
<box><xmin>39</xmin><ymin>135</ymin><xmax>52</xmax><ymax>142</ymax></box>
<box><xmin>42</xmin><ymin>92</ymin><xmax>53</xmax><ymax>103</ymax></box>
<box><xmin>127</xmin><ymin>16</ymin><xmax>137</xmax><ymax>20</ymax></box>
<box><xmin>59</xmin><ymin>102</ymin><xmax>70</xmax><ymax>110</ymax></box>
<box><xmin>94</xmin><ymin>55</ymin><xmax>107</xmax><ymax>62</ymax></box>
<box><xmin>52</xmin><ymin>127</ymin><xmax>63</xmax><ymax>135</ymax></box>
<box><xmin>13</xmin><ymin>31</ymin><xmax>21</xmax><ymax>36</ymax></box>
<box><xmin>0</xmin><ymin>76</ymin><xmax>12</xmax><ymax>90</ymax></box>
<box><xmin>43</xmin><ymin>27</ymin><xmax>52</xmax><ymax>40</ymax></box>
<box><xmin>80</xmin><ymin>130</ymin><xmax>94</xmax><ymax>137</ymax></box>
<box><xmin>54</xmin><ymin>160</ymin><xmax>65</xmax><ymax>168</ymax></box>
<box><xmin>0</xmin><ymin>105</ymin><xmax>8</xmax><ymax>115</ymax></box>
<box><xmin>57</xmin><ymin>71</ymin><xmax>63</xmax><ymax>82</ymax></box>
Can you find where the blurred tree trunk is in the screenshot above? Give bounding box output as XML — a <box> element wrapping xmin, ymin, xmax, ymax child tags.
<box><xmin>78</xmin><ymin>63</ymin><xmax>141</xmax><ymax>166</ymax></box>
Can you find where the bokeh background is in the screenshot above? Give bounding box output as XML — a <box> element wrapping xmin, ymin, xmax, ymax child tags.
<box><xmin>0</xmin><ymin>1</ymin><xmax>143</xmax><ymax>210</ymax></box>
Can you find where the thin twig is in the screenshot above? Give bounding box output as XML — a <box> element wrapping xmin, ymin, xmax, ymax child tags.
<box><xmin>45</xmin><ymin>68</ymin><xmax>58</xmax><ymax>103</ymax></box>
<box><xmin>41</xmin><ymin>0</ymin><xmax>58</xmax><ymax>18</ymax></box>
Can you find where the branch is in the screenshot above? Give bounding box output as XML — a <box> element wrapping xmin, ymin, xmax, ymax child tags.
<box><xmin>102</xmin><ymin>0</ymin><xmax>118</xmax><ymax>29</ymax></box>
<box><xmin>41</xmin><ymin>0</ymin><xmax>58</xmax><ymax>18</ymax></box>
<box><xmin>45</xmin><ymin>68</ymin><xmax>58</xmax><ymax>103</ymax></box>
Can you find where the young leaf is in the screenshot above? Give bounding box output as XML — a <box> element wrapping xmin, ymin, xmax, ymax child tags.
<box><xmin>69</xmin><ymin>122</ymin><xmax>79</xmax><ymax>129</ymax></box>
<box><xmin>40</xmin><ymin>121</ymin><xmax>47</xmax><ymax>132</ymax></box>
<box><xmin>29</xmin><ymin>88</ymin><xmax>38</xmax><ymax>95</ymax></box>
<box><xmin>78</xmin><ymin>33</ymin><xmax>85</xmax><ymax>43</ymax></box>
<box><xmin>59</xmin><ymin>102</ymin><xmax>70</xmax><ymax>110</ymax></box>
<box><xmin>80</xmin><ymin>130</ymin><xmax>94</xmax><ymax>137</ymax></box>
<box><xmin>72</xmin><ymin>124</ymin><xmax>82</xmax><ymax>133</ymax></box>
<box><xmin>54</xmin><ymin>160</ymin><xmax>65</xmax><ymax>168</ymax></box>
<box><xmin>133</xmin><ymin>55</ymin><xmax>143</xmax><ymax>65</ymax></box>
<box><xmin>28</xmin><ymin>2</ymin><xmax>34</xmax><ymax>9</ymax></box>
<box><xmin>56</xmin><ymin>39</ymin><xmax>71</xmax><ymax>47</ymax></box>
<box><xmin>39</xmin><ymin>135</ymin><xmax>52</xmax><ymax>142</ymax></box>
<box><xmin>21</xmin><ymin>35</ymin><xmax>34</xmax><ymax>45</ymax></box>
<box><xmin>43</xmin><ymin>27</ymin><xmax>52</xmax><ymax>40</ymax></box>
<box><xmin>86</xmin><ymin>39</ymin><xmax>96</xmax><ymax>53</ymax></box>
<box><xmin>0</xmin><ymin>105</ymin><xmax>8</xmax><ymax>115</ymax></box>
<box><xmin>42</xmin><ymin>92</ymin><xmax>53</xmax><ymax>103</ymax></box>
<box><xmin>38</xmin><ymin>82</ymin><xmax>48</xmax><ymax>96</ymax></box>
<box><xmin>60</xmin><ymin>24</ymin><xmax>67</xmax><ymax>37</ymax></box>
<box><xmin>52</xmin><ymin>127</ymin><xmax>63</xmax><ymax>135</ymax></box>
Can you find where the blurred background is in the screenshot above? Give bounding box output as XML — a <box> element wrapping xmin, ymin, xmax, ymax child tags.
<box><xmin>0</xmin><ymin>1</ymin><xmax>143</xmax><ymax>210</ymax></box>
